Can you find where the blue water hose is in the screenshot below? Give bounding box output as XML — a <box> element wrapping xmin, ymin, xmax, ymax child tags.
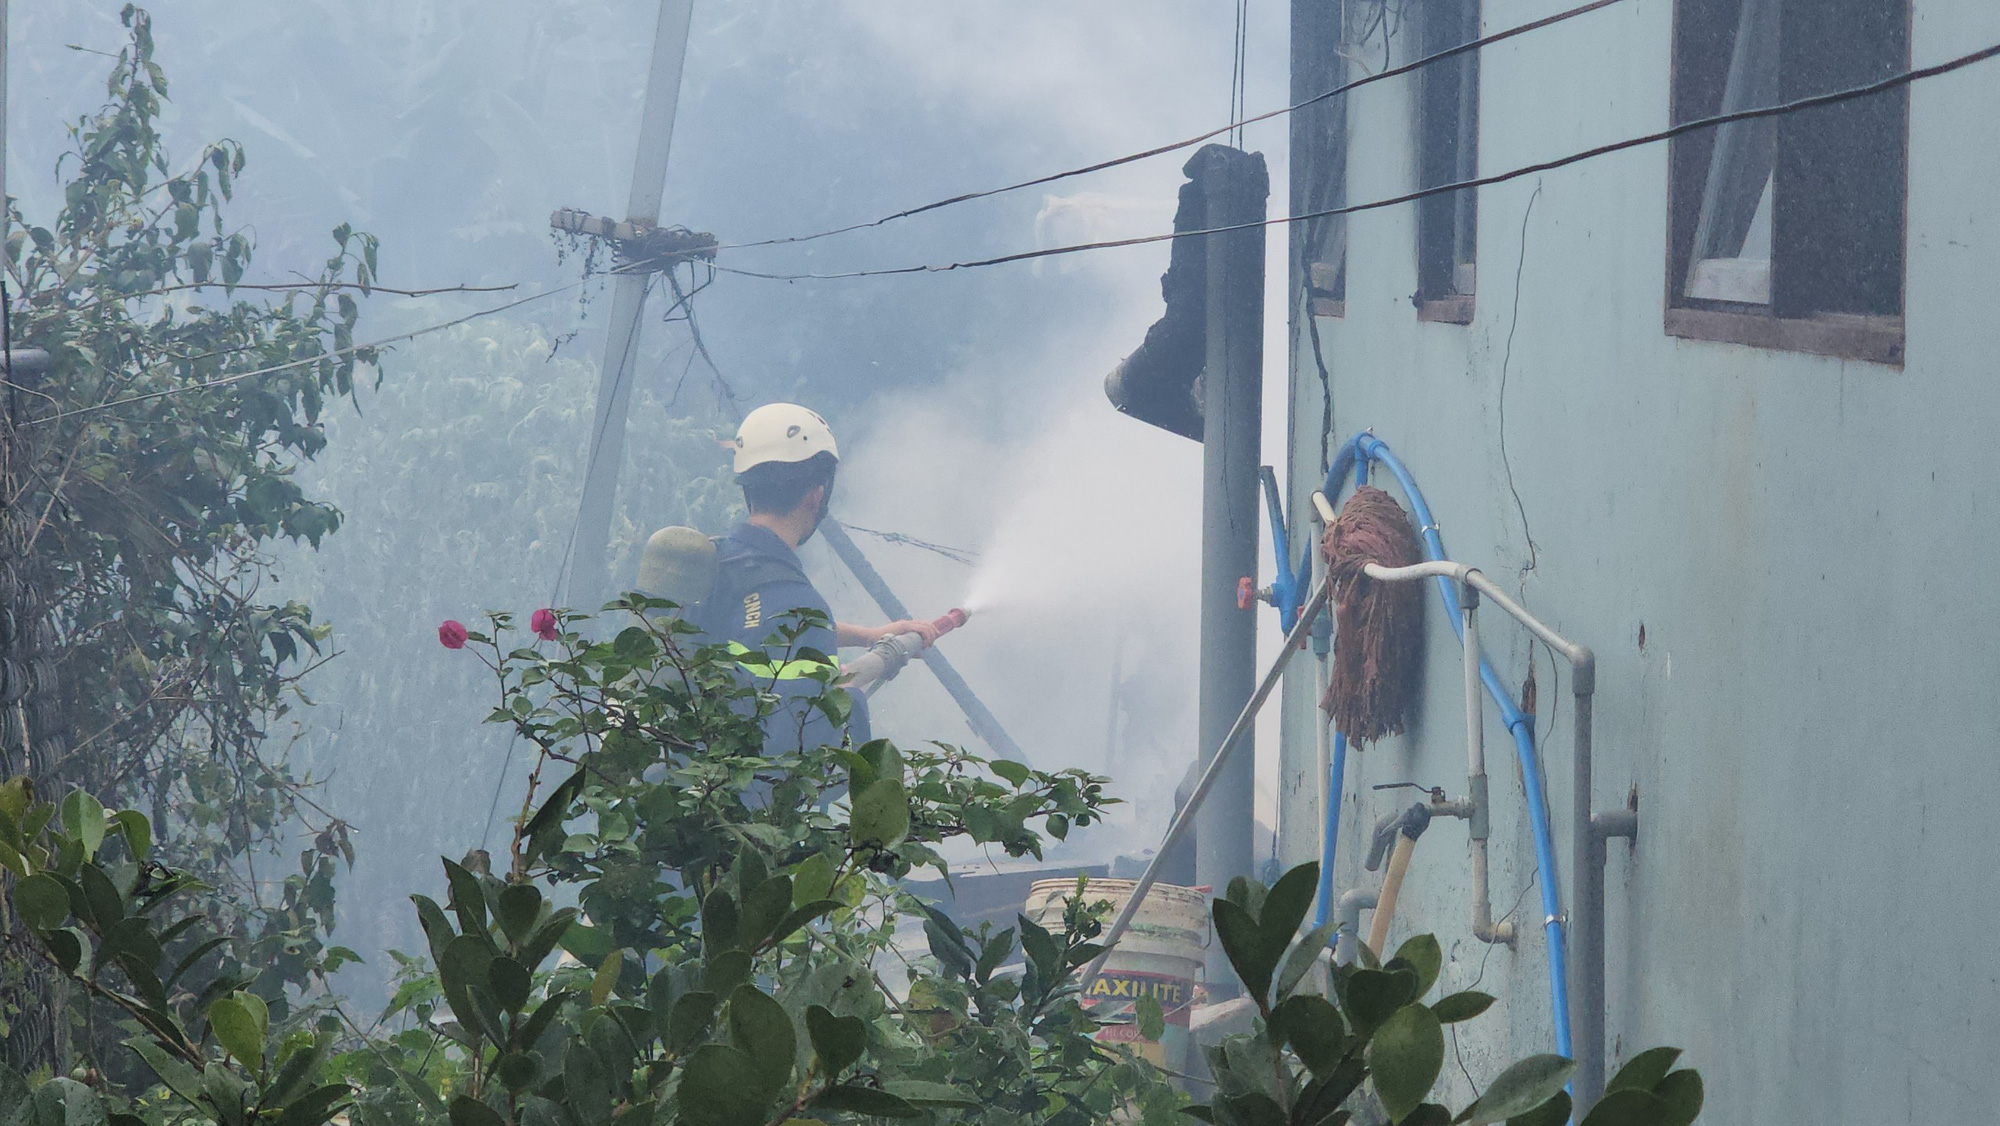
<box><xmin>1309</xmin><ymin>433</ymin><xmax>1574</xmax><ymax>1060</ymax></box>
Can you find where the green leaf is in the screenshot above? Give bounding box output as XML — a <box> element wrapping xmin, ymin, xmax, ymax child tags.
<box><xmin>1219</xmin><ymin>1092</ymin><xmax>1288</xmax><ymax>1126</ymax></box>
<box><xmin>494</xmin><ymin>884</ymin><xmax>542</xmax><ymax>945</ymax></box>
<box><xmin>441</xmin><ymin>859</ymin><xmax>488</xmax><ymax>936</ymax></box>
<box><xmin>59</xmin><ymin>792</ymin><xmax>107</xmax><ymax>858</ymax></box>
<box><xmin>702</xmin><ymin>950</ymin><xmax>752</xmax><ymax>997</ymax></box>
<box><xmin>1457</xmin><ymin>1055</ymin><xmax>1576</xmax><ymax>1125</ymax></box>
<box><xmin>1388</xmin><ymin>933</ymin><xmax>1442</xmax><ymax>999</ymax></box>
<box><xmin>110</xmin><ymin>811</ymin><xmax>151</xmax><ymax>861</ymax></box>
<box><xmin>494</xmin><ymin>1052</ymin><xmax>542</xmax><ymax>1094</ymax></box>
<box><xmin>487</xmin><ymin>956</ymin><xmax>531</xmax><ymax>1012</ymax></box>
<box><xmin>79</xmin><ymin>864</ymin><xmax>125</xmax><ymax>928</ymax></box>
<box><xmin>515</xmin><ymin>990</ymin><xmax>576</xmax><ymax>1053</ymax></box>
<box><xmin>448</xmin><ymin>1095</ymin><xmax>504</xmax><ymax>1126</ymax></box>
<box><xmin>668</xmin><ymin>991</ymin><xmax>719</xmax><ymax>1053</ymax></box>
<box><xmin>1277</xmin><ymin>922</ymin><xmax>1338</xmax><ymax>1001</ymax></box>
<box><xmin>208</xmin><ymin>995</ymin><xmax>266</xmax><ymax>1068</ymax></box>
<box><xmin>702</xmin><ymin>889</ymin><xmax>741</xmax><ymax>952</ymax></box>
<box><xmin>737</xmin><ymin>874</ymin><xmax>792</xmax><ymax>951</ymax></box>
<box><xmin>1605</xmin><ymin>1047</ymin><xmax>1682</xmax><ymax>1096</ymax></box>
<box><xmin>805</xmin><ymin>1004</ymin><xmax>866</xmax><ymax>1075</ymax></box>
<box><xmin>561</xmin><ymin>1041</ymin><xmax>612</xmax><ymax>1126</ymax></box>
<box><xmin>590</xmin><ymin>950</ymin><xmax>622</xmax><ymax>1007</ymax></box>
<box><xmin>556</xmin><ymin>918</ymin><xmax>611</xmax><ymax>965</ymax></box>
<box><xmin>849</xmin><ymin>777</ymin><xmax>911</xmax><ymax>851</ymax></box>
<box><xmin>268</xmin><ymin>1033</ymin><xmax>333</xmax><ymax>1106</ymax></box>
<box><xmin>1503</xmin><ymin>1092</ymin><xmax>1571</xmax><ymax>1126</ymax></box>
<box><xmin>1340</xmin><ymin>967</ymin><xmax>1417</xmax><ymax>1039</ymax></box>
<box><xmin>44</xmin><ymin>929</ymin><xmax>84</xmax><ymax>975</ymax></box>
<box><xmin>975</xmin><ymin>927</ymin><xmax>1015</xmax><ymax>982</ymax></box>
<box><xmin>1270</xmin><ymin>994</ymin><xmax>1347</xmax><ymax>1077</ymax></box>
<box><xmin>1431</xmin><ymin>991</ymin><xmax>1496</xmax><ymax>1024</ymax></box>
<box><xmin>1135</xmin><ymin>992</ymin><xmax>1166</xmax><ymax>1042</ymax></box>
<box><xmin>519</xmin><ymin>907</ymin><xmax>580</xmax><ymax>969</ymax></box>
<box><xmin>439</xmin><ymin>935</ymin><xmax>494</xmax><ymax>1006</ymax></box>
<box><xmin>1651</xmin><ymin>1070</ymin><xmax>1704</xmax><ymax>1126</ymax></box>
<box><xmin>1577</xmin><ymin>1088</ymin><xmax>1670</xmax><ymax>1126</ymax></box>
<box><xmin>122</xmin><ymin>1037</ymin><xmax>205</xmax><ymax>1105</ymax></box>
<box><xmin>36</xmin><ymin>1079</ymin><xmax>107</xmax><ymax>1126</ymax></box>
<box><xmin>810</xmin><ymin>1085</ymin><xmax>921</xmax><ymax>1119</ymax></box>
<box><xmin>767</xmin><ymin>899</ymin><xmax>842</xmax><ymax>948</ymax></box>
<box><xmin>1262</xmin><ymin>862</ymin><xmax>1320</xmax><ymax>949</ymax></box>
<box><xmin>1212</xmin><ymin>898</ymin><xmax>1274</xmax><ymax>1002</ymax></box>
<box><xmin>925</xmin><ymin>917</ymin><xmax>973</xmax><ymax>980</ymax></box>
<box><xmin>274</xmin><ymin>1085</ymin><xmax>351</xmax><ymax>1126</ymax></box>
<box><xmin>989</xmin><ymin>760</ymin><xmax>1032</xmax><ymax>787</ymax></box>
<box><xmin>679</xmin><ymin>1044</ymin><xmax>778</xmax><ymax>1126</ymax></box>
<box><xmin>410</xmin><ymin>894</ymin><xmax>457</xmax><ymax>965</ymax></box>
<box><xmin>790</xmin><ymin>853</ymin><xmax>835</xmax><ymax>906</ymax></box>
<box><xmin>727</xmin><ymin>985</ymin><xmax>796</xmax><ymax>1090</ymax></box>
<box><xmin>880</xmin><ymin>1080</ymin><xmax>978</xmax><ymax>1108</ymax></box>
<box><xmin>16</xmin><ymin>873</ymin><xmax>70</xmax><ymax>931</ymax></box>
<box><xmin>1366</xmin><ymin>1004</ymin><xmax>1443</xmax><ymax>1124</ymax></box>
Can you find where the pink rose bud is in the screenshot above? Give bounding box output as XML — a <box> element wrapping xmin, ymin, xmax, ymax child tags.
<box><xmin>531</xmin><ymin>608</ymin><xmax>559</xmax><ymax>641</ymax></box>
<box><xmin>438</xmin><ymin>620</ymin><xmax>468</xmax><ymax>650</ymax></box>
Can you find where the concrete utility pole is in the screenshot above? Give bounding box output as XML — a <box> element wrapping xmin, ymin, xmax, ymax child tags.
<box><xmin>568</xmin><ymin>0</ymin><xmax>697</xmax><ymax>609</ymax></box>
<box><xmin>1191</xmin><ymin>146</ymin><xmax>1268</xmax><ymax>992</ymax></box>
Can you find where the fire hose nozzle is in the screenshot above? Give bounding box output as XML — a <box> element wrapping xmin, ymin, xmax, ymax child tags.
<box><xmin>932</xmin><ymin>607</ymin><xmax>970</xmax><ymax>637</ymax></box>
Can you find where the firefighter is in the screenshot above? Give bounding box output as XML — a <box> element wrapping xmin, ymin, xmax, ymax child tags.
<box><xmin>700</xmin><ymin>402</ymin><xmax>940</xmax><ymax>752</ymax></box>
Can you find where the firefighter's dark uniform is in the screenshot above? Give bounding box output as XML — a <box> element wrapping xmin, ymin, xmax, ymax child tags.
<box><xmin>696</xmin><ymin>522</ymin><xmax>870</xmax><ymax>754</ymax></box>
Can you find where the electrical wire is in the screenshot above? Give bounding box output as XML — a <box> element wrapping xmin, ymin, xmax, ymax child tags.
<box><xmin>22</xmin><ymin>260</ymin><xmax>669</xmax><ymax>428</ymax></box>
<box><xmin>712</xmin><ymin>40</ymin><xmax>2000</xmax><ymax>283</ymax></box>
<box><xmin>28</xmin><ymin>280</ymin><xmax>589</xmax><ymax>427</ymax></box>
<box><xmin>1229</xmin><ymin>0</ymin><xmax>1250</xmax><ymax>149</ymax></box>
<box><xmin>838</xmin><ymin>522</ymin><xmax>979</xmax><ymax>565</ymax></box>
<box><xmin>716</xmin><ymin>0</ymin><xmax>1632</xmax><ymax>253</ymax></box>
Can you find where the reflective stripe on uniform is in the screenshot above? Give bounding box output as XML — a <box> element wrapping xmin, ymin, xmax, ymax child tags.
<box><xmin>727</xmin><ymin>641</ymin><xmax>839</xmax><ymax>681</ymax></box>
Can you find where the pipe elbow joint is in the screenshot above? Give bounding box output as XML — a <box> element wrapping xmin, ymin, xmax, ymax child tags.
<box><xmin>1473</xmin><ymin>918</ymin><xmax>1517</xmax><ymax>946</ymax></box>
<box><xmin>1571</xmin><ymin>645</ymin><xmax>1597</xmax><ymax>695</ymax></box>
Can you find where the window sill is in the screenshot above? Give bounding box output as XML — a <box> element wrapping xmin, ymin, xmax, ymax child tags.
<box><xmin>1664</xmin><ymin>307</ymin><xmax>1904</xmax><ymax>367</ymax></box>
<box><xmin>1417</xmin><ymin>295</ymin><xmax>1475</xmax><ymax>325</ymax></box>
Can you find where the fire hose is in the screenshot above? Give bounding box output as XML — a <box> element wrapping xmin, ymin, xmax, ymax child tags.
<box><xmin>840</xmin><ymin>607</ymin><xmax>971</xmax><ymax>698</ymax></box>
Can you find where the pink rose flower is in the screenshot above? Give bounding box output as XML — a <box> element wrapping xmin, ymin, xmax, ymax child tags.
<box><xmin>438</xmin><ymin>620</ymin><xmax>468</xmax><ymax>649</ymax></box>
<box><xmin>531</xmin><ymin>608</ymin><xmax>559</xmax><ymax>642</ymax></box>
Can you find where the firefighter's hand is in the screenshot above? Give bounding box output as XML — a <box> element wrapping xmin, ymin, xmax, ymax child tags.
<box><xmin>881</xmin><ymin>618</ymin><xmax>942</xmax><ymax>646</ymax></box>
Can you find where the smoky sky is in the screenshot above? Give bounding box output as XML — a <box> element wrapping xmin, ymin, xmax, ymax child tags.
<box><xmin>7</xmin><ymin>1</ymin><xmax>1299</xmax><ymax>1000</ymax></box>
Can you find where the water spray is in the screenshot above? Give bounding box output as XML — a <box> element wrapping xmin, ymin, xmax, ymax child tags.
<box><xmin>841</xmin><ymin>607</ymin><xmax>971</xmax><ymax>697</ymax></box>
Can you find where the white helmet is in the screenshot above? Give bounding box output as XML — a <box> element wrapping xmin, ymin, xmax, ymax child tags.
<box><xmin>731</xmin><ymin>403</ymin><xmax>839</xmax><ymax>474</ymax></box>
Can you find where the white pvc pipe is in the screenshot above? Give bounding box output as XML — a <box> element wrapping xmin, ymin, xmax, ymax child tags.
<box><xmin>1462</xmin><ymin>591</ymin><xmax>1484</xmax><ymax>779</ymax></box>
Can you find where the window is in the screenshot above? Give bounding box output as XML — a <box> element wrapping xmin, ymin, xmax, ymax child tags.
<box><xmin>1414</xmin><ymin>0</ymin><xmax>1480</xmax><ymax>324</ymax></box>
<box><xmin>1293</xmin><ymin>0</ymin><xmax>1350</xmax><ymax>317</ymax></box>
<box><xmin>1667</xmin><ymin>0</ymin><xmax>1908</xmax><ymax>364</ymax></box>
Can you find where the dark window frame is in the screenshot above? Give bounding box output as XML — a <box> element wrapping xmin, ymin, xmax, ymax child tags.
<box><xmin>1293</xmin><ymin>0</ymin><xmax>1351</xmax><ymax>320</ymax></box>
<box><xmin>1414</xmin><ymin>0</ymin><xmax>1481</xmax><ymax>325</ymax></box>
<box><xmin>1664</xmin><ymin>0</ymin><xmax>1911</xmax><ymax>366</ymax></box>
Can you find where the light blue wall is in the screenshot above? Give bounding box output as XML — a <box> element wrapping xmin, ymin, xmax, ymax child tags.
<box><xmin>1278</xmin><ymin>1</ymin><xmax>2000</xmax><ymax>1119</ymax></box>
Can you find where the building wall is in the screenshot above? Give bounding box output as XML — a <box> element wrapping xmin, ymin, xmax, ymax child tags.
<box><xmin>1278</xmin><ymin>1</ymin><xmax>2000</xmax><ymax>1120</ymax></box>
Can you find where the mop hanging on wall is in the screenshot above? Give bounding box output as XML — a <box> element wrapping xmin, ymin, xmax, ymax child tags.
<box><xmin>1321</xmin><ymin>485</ymin><xmax>1425</xmax><ymax>744</ymax></box>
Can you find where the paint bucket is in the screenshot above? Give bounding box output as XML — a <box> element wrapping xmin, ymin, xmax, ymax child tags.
<box><xmin>1023</xmin><ymin>878</ymin><xmax>1207</xmax><ymax>1070</ymax></box>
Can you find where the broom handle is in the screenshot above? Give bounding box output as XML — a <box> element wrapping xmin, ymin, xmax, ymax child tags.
<box><xmin>1079</xmin><ymin>572</ymin><xmax>1332</xmax><ymax>992</ymax></box>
